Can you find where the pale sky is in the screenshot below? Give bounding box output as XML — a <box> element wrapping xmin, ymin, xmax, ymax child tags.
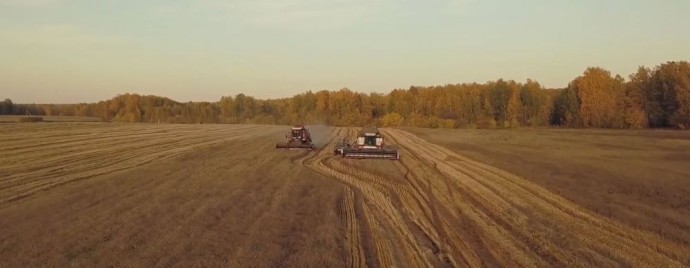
<box><xmin>1</xmin><ymin>0</ymin><xmax>689</xmax><ymax>103</ymax></box>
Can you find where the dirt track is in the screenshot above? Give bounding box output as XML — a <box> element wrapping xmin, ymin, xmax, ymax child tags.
<box><xmin>1</xmin><ymin>123</ymin><xmax>689</xmax><ymax>267</ymax></box>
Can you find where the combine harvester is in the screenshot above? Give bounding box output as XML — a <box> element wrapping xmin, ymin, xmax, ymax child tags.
<box><xmin>276</xmin><ymin>125</ymin><xmax>316</xmax><ymax>150</ymax></box>
<box><xmin>334</xmin><ymin>126</ymin><xmax>399</xmax><ymax>160</ymax></box>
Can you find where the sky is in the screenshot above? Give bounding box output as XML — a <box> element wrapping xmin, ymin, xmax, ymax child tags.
<box><xmin>1</xmin><ymin>0</ymin><xmax>689</xmax><ymax>103</ymax></box>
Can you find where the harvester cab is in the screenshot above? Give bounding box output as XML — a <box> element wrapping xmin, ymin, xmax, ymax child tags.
<box><xmin>358</xmin><ymin>130</ymin><xmax>384</xmax><ymax>148</ymax></box>
<box><xmin>276</xmin><ymin>125</ymin><xmax>316</xmax><ymax>150</ymax></box>
<box><xmin>336</xmin><ymin>127</ymin><xmax>399</xmax><ymax>160</ymax></box>
<box><xmin>288</xmin><ymin>128</ymin><xmax>305</xmax><ymax>141</ymax></box>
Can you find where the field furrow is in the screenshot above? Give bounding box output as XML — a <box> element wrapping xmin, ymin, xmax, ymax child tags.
<box><xmin>0</xmin><ymin>124</ymin><xmax>265</xmax><ymax>204</ymax></box>
<box><xmin>2</xmin><ymin>123</ymin><xmax>688</xmax><ymax>267</ymax></box>
<box><xmin>383</xmin><ymin>128</ymin><xmax>690</xmax><ymax>266</ymax></box>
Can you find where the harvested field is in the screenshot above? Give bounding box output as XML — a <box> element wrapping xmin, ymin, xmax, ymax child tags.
<box><xmin>1</xmin><ymin>124</ymin><xmax>689</xmax><ymax>267</ymax></box>
<box><xmin>0</xmin><ymin>123</ymin><xmax>346</xmax><ymax>267</ymax></box>
<box><xmin>404</xmin><ymin>128</ymin><xmax>690</xmax><ymax>248</ymax></box>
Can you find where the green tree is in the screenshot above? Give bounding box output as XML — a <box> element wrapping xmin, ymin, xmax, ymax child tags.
<box><xmin>648</xmin><ymin>61</ymin><xmax>690</xmax><ymax>128</ymax></box>
<box><xmin>624</xmin><ymin>67</ymin><xmax>651</xmax><ymax>128</ymax></box>
<box><xmin>1</xmin><ymin>99</ymin><xmax>13</xmax><ymax>115</ymax></box>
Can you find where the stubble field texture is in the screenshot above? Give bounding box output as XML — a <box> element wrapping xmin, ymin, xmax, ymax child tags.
<box><xmin>1</xmin><ymin>123</ymin><xmax>689</xmax><ymax>267</ymax></box>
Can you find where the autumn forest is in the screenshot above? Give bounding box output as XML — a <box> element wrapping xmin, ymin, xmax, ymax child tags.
<box><xmin>2</xmin><ymin>61</ymin><xmax>689</xmax><ymax>129</ymax></box>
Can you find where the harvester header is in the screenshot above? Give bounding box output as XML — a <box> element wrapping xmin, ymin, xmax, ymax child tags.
<box><xmin>334</xmin><ymin>126</ymin><xmax>399</xmax><ymax>160</ymax></box>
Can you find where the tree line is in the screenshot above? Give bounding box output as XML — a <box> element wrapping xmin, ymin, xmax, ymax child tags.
<box><xmin>2</xmin><ymin>61</ymin><xmax>688</xmax><ymax>129</ymax></box>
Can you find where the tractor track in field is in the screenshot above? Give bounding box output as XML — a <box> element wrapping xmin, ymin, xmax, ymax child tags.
<box><xmin>299</xmin><ymin>128</ymin><xmax>368</xmax><ymax>268</ymax></box>
<box><xmin>2</xmin><ymin>123</ymin><xmax>689</xmax><ymax>267</ymax></box>
<box><xmin>301</xmin><ymin>127</ymin><xmax>690</xmax><ymax>267</ymax></box>
<box><xmin>302</xmin><ymin>128</ymin><xmax>455</xmax><ymax>267</ymax></box>
<box><xmin>386</xmin><ymin>129</ymin><xmax>690</xmax><ymax>266</ymax></box>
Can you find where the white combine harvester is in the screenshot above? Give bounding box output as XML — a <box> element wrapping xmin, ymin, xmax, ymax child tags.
<box><xmin>334</xmin><ymin>126</ymin><xmax>399</xmax><ymax>160</ymax></box>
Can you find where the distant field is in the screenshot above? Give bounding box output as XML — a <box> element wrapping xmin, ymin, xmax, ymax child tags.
<box><xmin>0</xmin><ymin>115</ymin><xmax>102</xmax><ymax>123</ymax></box>
<box><xmin>1</xmin><ymin>124</ymin><xmax>689</xmax><ymax>267</ymax></box>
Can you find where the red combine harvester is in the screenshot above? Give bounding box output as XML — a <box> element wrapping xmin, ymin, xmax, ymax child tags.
<box><xmin>276</xmin><ymin>125</ymin><xmax>316</xmax><ymax>150</ymax></box>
